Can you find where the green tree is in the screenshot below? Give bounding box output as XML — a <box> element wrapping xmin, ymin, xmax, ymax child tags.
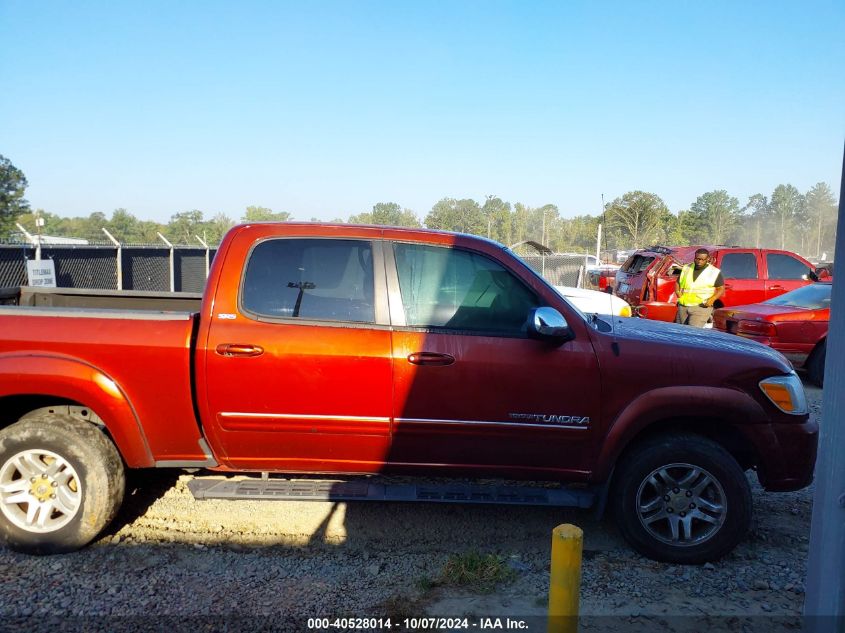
<box><xmin>425</xmin><ymin>198</ymin><xmax>486</xmax><ymax>234</ymax></box>
<box><xmin>202</xmin><ymin>212</ymin><xmax>236</xmax><ymax>244</ymax></box>
<box><xmin>605</xmin><ymin>191</ymin><xmax>669</xmax><ymax>249</ymax></box>
<box><xmin>769</xmin><ymin>184</ymin><xmax>803</xmax><ymax>250</ymax></box>
<box><xmin>689</xmin><ymin>190</ymin><xmax>742</xmax><ymax>245</ymax></box>
<box><xmin>481</xmin><ymin>196</ymin><xmax>513</xmax><ymax>243</ymax></box>
<box><xmin>804</xmin><ymin>182</ymin><xmax>837</xmax><ymax>258</ymax></box>
<box><xmin>1</xmin><ymin>154</ymin><xmax>30</xmax><ymax>237</ymax></box>
<box><xmin>740</xmin><ymin>194</ymin><xmax>769</xmax><ymax>247</ymax></box>
<box><xmin>166</xmin><ymin>210</ymin><xmax>205</xmax><ymax>244</ymax></box>
<box><xmin>106</xmin><ymin>208</ymin><xmax>140</xmax><ymax>242</ymax></box>
<box><xmin>242</xmin><ymin>206</ymin><xmax>292</xmax><ymax>222</ymax></box>
<box><xmin>349</xmin><ymin>202</ymin><xmax>421</xmax><ymax>227</ymax></box>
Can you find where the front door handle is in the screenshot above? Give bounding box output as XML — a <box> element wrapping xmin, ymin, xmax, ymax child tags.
<box><xmin>216</xmin><ymin>344</ymin><xmax>264</xmax><ymax>357</ymax></box>
<box><xmin>769</xmin><ymin>285</ymin><xmax>784</xmax><ymax>291</ymax></box>
<box><xmin>407</xmin><ymin>352</ymin><xmax>455</xmax><ymax>366</ymax></box>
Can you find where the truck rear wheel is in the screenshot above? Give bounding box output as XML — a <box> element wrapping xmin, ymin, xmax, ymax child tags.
<box><xmin>0</xmin><ymin>414</ymin><xmax>125</xmax><ymax>554</ymax></box>
<box><xmin>611</xmin><ymin>433</ymin><xmax>751</xmax><ymax>564</ymax></box>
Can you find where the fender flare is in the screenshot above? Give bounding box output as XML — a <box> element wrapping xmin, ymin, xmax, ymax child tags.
<box><xmin>593</xmin><ymin>385</ymin><xmax>768</xmax><ymax>482</ymax></box>
<box><xmin>0</xmin><ymin>352</ymin><xmax>154</xmax><ymax>467</ymax></box>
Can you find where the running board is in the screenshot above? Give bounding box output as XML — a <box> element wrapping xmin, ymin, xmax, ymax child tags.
<box><xmin>187</xmin><ymin>477</ymin><xmax>595</xmax><ymax>508</ymax></box>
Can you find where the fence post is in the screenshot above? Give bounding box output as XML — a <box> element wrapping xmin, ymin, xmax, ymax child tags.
<box><xmin>195</xmin><ymin>235</ymin><xmax>210</xmax><ymax>279</ymax></box>
<box><xmin>101</xmin><ymin>228</ymin><xmax>122</xmax><ymax>290</ymax></box>
<box><xmin>157</xmin><ymin>232</ymin><xmax>175</xmax><ymax>292</ymax></box>
<box><xmin>15</xmin><ymin>223</ymin><xmax>40</xmax><ymax>261</ymax></box>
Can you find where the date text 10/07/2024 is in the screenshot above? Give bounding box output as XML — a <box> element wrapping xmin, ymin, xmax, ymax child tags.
<box><xmin>307</xmin><ymin>617</ymin><xmax>530</xmax><ymax>630</ymax></box>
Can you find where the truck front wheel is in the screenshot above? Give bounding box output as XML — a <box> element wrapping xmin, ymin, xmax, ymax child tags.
<box><xmin>611</xmin><ymin>433</ymin><xmax>752</xmax><ymax>564</ymax></box>
<box><xmin>0</xmin><ymin>414</ymin><xmax>125</xmax><ymax>554</ymax></box>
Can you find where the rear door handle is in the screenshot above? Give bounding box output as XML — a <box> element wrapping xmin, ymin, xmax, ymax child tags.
<box><xmin>407</xmin><ymin>352</ymin><xmax>455</xmax><ymax>366</ymax></box>
<box><xmin>216</xmin><ymin>344</ymin><xmax>264</xmax><ymax>357</ymax></box>
<box><xmin>769</xmin><ymin>285</ymin><xmax>784</xmax><ymax>291</ymax></box>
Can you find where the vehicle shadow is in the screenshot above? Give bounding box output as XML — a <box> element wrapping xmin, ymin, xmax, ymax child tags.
<box><xmin>100</xmin><ymin>468</ymin><xmax>183</xmax><ymax>537</ymax></box>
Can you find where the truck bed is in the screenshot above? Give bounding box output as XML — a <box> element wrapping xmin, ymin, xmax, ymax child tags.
<box><xmin>0</xmin><ymin>303</ymin><xmax>206</xmax><ymax>464</ymax></box>
<box><xmin>0</xmin><ymin>286</ymin><xmax>203</xmax><ymax>311</ymax></box>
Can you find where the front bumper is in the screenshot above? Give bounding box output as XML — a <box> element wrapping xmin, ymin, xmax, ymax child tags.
<box><xmin>743</xmin><ymin>419</ymin><xmax>819</xmax><ymax>491</ymax></box>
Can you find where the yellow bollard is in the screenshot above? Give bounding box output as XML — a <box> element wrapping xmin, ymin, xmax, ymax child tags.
<box><xmin>547</xmin><ymin>523</ymin><xmax>583</xmax><ymax>633</ymax></box>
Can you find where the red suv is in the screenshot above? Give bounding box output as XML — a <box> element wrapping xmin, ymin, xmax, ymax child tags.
<box><xmin>614</xmin><ymin>246</ymin><xmax>821</xmax><ymax>322</ymax></box>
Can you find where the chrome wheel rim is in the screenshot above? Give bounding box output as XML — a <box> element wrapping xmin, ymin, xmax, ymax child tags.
<box><xmin>0</xmin><ymin>449</ymin><xmax>82</xmax><ymax>533</ymax></box>
<box><xmin>636</xmin><ymin>463</ymin><xmax>727</xmax><ymax>547</ymax></box>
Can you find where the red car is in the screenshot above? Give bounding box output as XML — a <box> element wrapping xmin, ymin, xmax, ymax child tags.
<box><xmin>615</xmin><ymin>245</ymin><xmax>822</xmax><ymax>322</ymax></box>
<box><xmin>713</xmin><ymin>282</ymin><xmax>831</xmax><ymax>386</ymax></box>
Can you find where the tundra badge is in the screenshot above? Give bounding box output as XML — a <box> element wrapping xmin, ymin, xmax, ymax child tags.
<box><xmin>508</xmin><ymin>413</ymin><xmax>591</xmax><ymax>427</ymax></box>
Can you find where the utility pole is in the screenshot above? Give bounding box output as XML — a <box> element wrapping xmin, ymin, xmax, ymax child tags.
<box><xmin>486</xmin><ymin>194</ymin><xmax>495</xmax><ymax>239</ymax></box>
<box><xmin>803</xmin><ymin>141</ymin><xmax>845</xmax><ymax>630</ymax></box>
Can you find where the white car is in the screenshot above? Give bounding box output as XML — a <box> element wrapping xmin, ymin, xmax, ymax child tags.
<box><xmin>554</xmin><ymin>285</ymin><xmax>632</xmax><ymax>317</ymax></box>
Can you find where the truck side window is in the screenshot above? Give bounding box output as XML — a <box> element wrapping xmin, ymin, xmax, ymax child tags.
<box><xmin>242</xmin><ymin>238</ymin><xmax>375</xmax><ymax>323</ymax></box>
<box><xmin>394</xmin><ymin>243</ymin><xmax>538</xmax><ymax>335</ymax></box>
<box><xmin>766</xmin><ymin>253</ymin><xmax>812</xmax><ymax>280</ymax></box>
<box><xmin>719</xmin><ymin>253</ymin><xmax>758</xmax><ymax>279</ymax></box>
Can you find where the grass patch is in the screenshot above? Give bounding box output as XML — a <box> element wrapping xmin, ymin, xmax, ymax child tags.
<box><xmin>440</xmin><ymin>552</ymin><xmax>517</xmax><ymax>592</ymax></box>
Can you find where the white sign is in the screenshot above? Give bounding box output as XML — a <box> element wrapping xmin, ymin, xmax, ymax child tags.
<box><xmin>26</xmin><ymin>260</ymin><xmax>57</xmax><ymax>287</ymax></box>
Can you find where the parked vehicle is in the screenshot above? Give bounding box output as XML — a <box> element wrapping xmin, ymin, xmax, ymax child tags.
<box><xmin>714</xmin><ymin>282</ymin><xmax>831</xmax><ymax>386</ymax></box>
<box><xmin>614</xmin><ymin>245</ymin><xmax>822</xmax><ymax>322</ymax></box>
<box><xmin>585</xmin><ymin>264</ymin><xmax>620</xmax><ymax>293</ymax></box>
<box><xmin>554</xmin><ymin>285</ymin><xmax>631</xmax><ymax>316</ymax></box>
<box><xmin>0</xmin><ymin>224</ymin><xmax>817</xmax><ymax>563</ymax></box>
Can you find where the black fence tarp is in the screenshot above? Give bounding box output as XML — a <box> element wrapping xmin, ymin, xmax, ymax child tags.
<box><xmin>0</xmin><ymin>245</ymin><xmax>217</xmax><ymax>292</ymax></box>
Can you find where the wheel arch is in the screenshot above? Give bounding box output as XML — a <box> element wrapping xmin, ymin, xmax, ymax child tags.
<box><xmin>593</xmin><ymin>386</ymin><xmax>767</xmax><ymax>483</ymax></box>
<box><xmin>0</xmin><ymin>354</ymin><xmax>154</xmax><ymax>467</ymax></box>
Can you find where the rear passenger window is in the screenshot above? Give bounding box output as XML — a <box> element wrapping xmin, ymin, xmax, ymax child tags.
<box><xmin>719</xmin><ymin>253</ymin><xmax>758</xmax><ymax>279</ymax></box>
<box><xmin>621</xmin><ymin>255</ymin><xmax>655</xmax><ymax>274</ymax></box>
<box><xmin>766</xmin><ymin>254</ymin><xmax>812</xmax><ymax>280</ymax></box>
<box><xmin>394</xmin><ymin>243</ymin><xmax>538</xmax><ymax>335</ymax></box>
<box><xmin>242</xmin><ymin>239</ymin><xmax>375</xmax><ymax>323</ymax></box>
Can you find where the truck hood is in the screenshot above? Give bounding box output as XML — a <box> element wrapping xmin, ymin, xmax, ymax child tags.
<box><xmin>598</xmin><ymin>315</ymin><xmax>793</xmax><ymax>372</ymax></box>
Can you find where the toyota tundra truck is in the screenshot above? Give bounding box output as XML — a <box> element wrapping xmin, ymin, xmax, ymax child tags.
<box><xmin>0</xmin><ymin>223</ymin><xmax>818</xmax><ymax>563</ymax></box>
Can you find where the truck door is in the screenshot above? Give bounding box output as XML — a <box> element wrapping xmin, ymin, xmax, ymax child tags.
<box><xmin>202</xmin><ymin>236</ymin><xmax>394</xmax><ymax>472</ymax></box>
<box><xmin>714</xmin><ymin>250</ymin><xmax>764</xmax><ymax>307</ymax></box>
<box><xmin>386</xmin><ymin>242</ymin><xmax>602</xmax><ymax>477</ymax></box>
<box><xmin>763</xmin><ymin>252</ymin><xmax>815</xmax><ymax>300</ymax></box>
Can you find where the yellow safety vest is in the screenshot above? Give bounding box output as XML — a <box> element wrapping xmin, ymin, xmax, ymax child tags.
<box><xmin>677</xmin><ymin>263</ymin><xmax>721</xmax><ymax>306</ymax></box>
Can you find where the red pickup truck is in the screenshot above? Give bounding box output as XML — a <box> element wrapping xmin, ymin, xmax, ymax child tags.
<box><xmin>0</xmin><ymin>224</ymin><xmax>818</xmax><ymax>563</ymax></box>
<box><xmin>614</xmin><ymin>245</ymin><xmax>821</xmax><ymax>322</ymax></box>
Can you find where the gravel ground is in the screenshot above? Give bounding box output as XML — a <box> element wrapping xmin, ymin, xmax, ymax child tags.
<box><xmin>0</xmin><ymin>383</ymin><xmax>824</xmax><ymax>632</ymax></box>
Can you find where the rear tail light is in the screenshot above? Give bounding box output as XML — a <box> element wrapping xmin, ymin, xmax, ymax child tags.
<box><xmin>736</xmin><ymin>320</ymin><xmax>777</xmax><ymax>337</ymax></box>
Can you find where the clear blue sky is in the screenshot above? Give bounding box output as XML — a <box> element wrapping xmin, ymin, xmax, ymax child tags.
<box><xmin>2</xmin><ymin>0</ymin><xmax>843</xmax><ymax>224</ymax></box>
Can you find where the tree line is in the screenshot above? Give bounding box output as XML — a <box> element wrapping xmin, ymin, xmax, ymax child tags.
<box><xmin>1</xmin><ymin>154</ymin><xmax>838</xmax><ymax>258</ymax></box>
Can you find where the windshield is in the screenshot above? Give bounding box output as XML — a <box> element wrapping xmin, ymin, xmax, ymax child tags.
<box><xmin>764</xmin><ymin>284</ymin><xmax>832</xmax><ymax>310</ymax></box>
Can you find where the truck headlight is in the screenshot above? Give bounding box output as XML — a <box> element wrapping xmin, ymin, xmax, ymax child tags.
<box><xmin>759</xmin><ymin>372</ymin><xmax>808</xmax><ymax>415</ymax></box>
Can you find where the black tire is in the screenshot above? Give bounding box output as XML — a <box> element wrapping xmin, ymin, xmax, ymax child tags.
<box><xmin>611</xmin><ymin>433</ymin><xmax>751</xmax><ymax>564</ymax></box>
<box><xmin>807</xmin><ymin>340</ymin><xmax>826</xmax><ymax>388</ymax></box>
<box><xmin>0</xmin><ymin>414</ymin><xmax>125</xmax><ymax>554</ymax></box>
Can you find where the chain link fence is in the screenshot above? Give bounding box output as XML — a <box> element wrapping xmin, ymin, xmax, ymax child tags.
<box><xmin>0</xmin><ymin>244</ymin><xmax>217</xmax><ymax>291</ymax></box>
<box><xmin>520</xmin><ymin>254</ymin><xmax>588</xmax><ymax>287</ymax></box>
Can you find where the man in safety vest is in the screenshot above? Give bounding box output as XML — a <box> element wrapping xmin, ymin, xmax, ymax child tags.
<box><xmin>675</xmin><ymin>248</ymin><xmax>725</xmax><ymax>327</ymax></box>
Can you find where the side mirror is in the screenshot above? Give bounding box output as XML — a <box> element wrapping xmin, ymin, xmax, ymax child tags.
<box><xmin>528</xmin><ymin>307</ymin><xmax>573</xmax><ymax>343</ymax></box>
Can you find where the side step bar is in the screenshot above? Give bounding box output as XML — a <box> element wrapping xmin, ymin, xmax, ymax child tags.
<box><xmin>187</xmin><ymin>477</ymin><xmax>595</xmax><ymax>509</ymax></box>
